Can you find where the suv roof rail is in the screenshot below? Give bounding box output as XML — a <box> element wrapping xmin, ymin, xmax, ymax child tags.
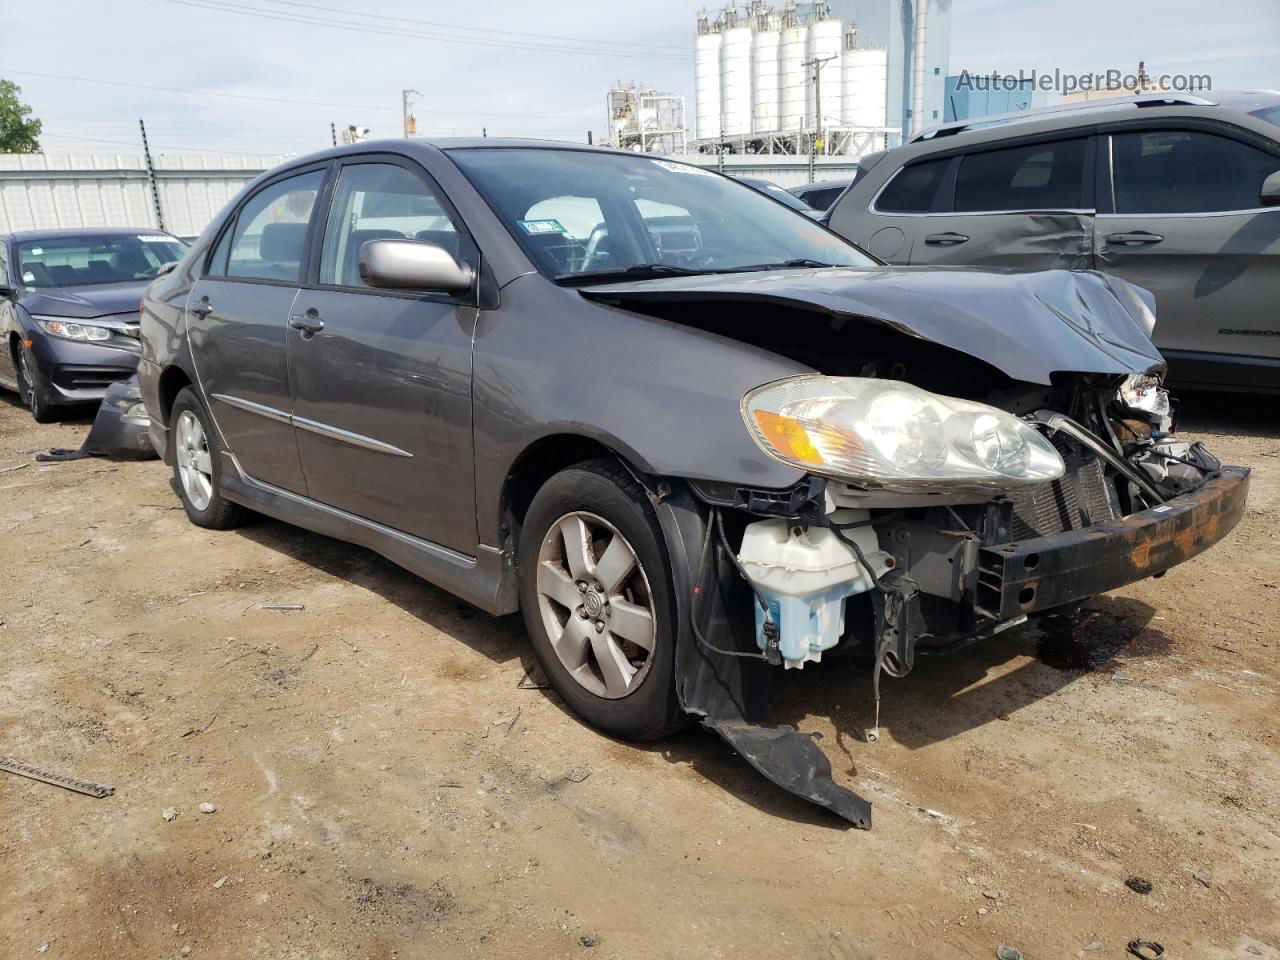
<box><xmin>911</xmin><ymin>93</ymin><xmax>1219</xmax><ymax>142</ymax></box>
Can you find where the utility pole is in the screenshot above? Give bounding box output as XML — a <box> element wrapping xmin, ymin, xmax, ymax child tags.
<box><xmin>803</xmin><ymin>54</ymin><xmax>839</xmax><ymax>174</ymax></box>
<box><xmin>138</xmin><ymin>119</ymin><xmax>165</xmax><ymax>231</ymax></box>
<box><xmin>402</xmin><ymin>89</ymin><xmax>421</xmax><ymax>138</ymax></box>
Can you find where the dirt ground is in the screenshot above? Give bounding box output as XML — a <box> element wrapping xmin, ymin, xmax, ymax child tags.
<box><xmin>0</xmin><ymin>390</ymin><xmax>1277</xmax><ymax>960</ymax></box>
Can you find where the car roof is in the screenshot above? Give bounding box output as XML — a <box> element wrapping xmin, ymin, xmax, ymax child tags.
<box><xmin>909</xmin><ymin>89</ymin><xmax>1280</xmax><ymax>146</ymax></box>
<box><xmin>5</xmin><ymin>226</ymin><xmax>178</xmax><ymax>242</ymax></box>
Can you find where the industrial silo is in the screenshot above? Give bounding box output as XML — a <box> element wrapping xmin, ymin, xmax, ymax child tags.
<box><xmin>751</xmin><ymin>18</ymin><xmax>781</xmax><ymax>134</ymax></box>
<box><xmin>694</xmin><ymin>25</ymin><xmax>723</xmax><ymax>140</ymax></box>
<box><xmin>842</xmin><ymin>47</ymin><xmax>889</xmax><ymax>132</ymax></box>
<box><xmin>778</xmin><ymin>18</ymin><xmax>807</xmax><ymax>132</ymax></box>
<box><xmin>719</xmin><ymin>23</ymin><xmax>754</xmax><ymax>137</ymax></box>
<box><xmin>805</xmin><ymin>16</ymin><xmax>843</xmax><ymax>131</ymax></box>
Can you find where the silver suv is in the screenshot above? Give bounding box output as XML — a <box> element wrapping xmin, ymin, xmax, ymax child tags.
<box><xmin>825</xmin><ymin>92</ymin><xmax>1280</xmax><ymax>393</ymax></box>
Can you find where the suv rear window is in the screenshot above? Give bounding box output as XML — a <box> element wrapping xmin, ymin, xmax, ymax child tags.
<box><xmin>1111</xmin><ymin>130</ymin><xmax>1280</xmax><ymax>214</ymax></box>
<box><xmin>876</xmin><ymin>158</ymin><xmax>949</xmax><ymax>213</ymax></box>
<box><xmin>954</xmin><ymin>139</ymin><xmax>1088</xmax><ymax>212</ymax></box>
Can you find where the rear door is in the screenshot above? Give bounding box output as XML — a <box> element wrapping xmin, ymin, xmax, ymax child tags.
<box><xmin>904</xmin><ymin>136</ymin><xmax>1095</xmax><ymax>269</ymax></box>
<box><xmin>187</xmin><ymin>166</ymin><xmax>328</xmax><ymax>495</ymax></box>
<box><xmin>1094</xmin><ymin>126</ymin><xmax>1280</xmax><ymax>384</ymax></box>
<box><xmin>286</xmin><ymin>156</ymin><xmax>480</xmax><ymax>554</ymax></box>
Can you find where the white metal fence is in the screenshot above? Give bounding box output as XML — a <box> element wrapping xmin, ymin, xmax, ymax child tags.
<box><xmin>0</xmin><ymin>153</ymin><xmax>282</xmax><ymax>240</ymax></box>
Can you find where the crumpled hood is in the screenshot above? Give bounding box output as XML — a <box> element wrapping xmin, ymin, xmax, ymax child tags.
<box><xmin>19</xmin><ymin>280</ymin><xmax>150</xmax><ymax>319</ymax></box>
<box><xmin>580</xmin><ymin>265</ymin><xmax>1163</xmax><ymax>385</ymax></box>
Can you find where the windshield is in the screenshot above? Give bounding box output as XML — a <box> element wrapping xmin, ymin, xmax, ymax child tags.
<box><xmin>742</xmin><ymin>178</ymin><xmax>812</xmax><ymax>212</ymax></box>
<box><xmin>16</xmin><ymin>233</ymin><xmax>189</xmax><ymax>288</ymax></box>
<box><xmin>448</xmin><ymin>148</ymin><xmax>873</xmax><ymax>281</ymax></box>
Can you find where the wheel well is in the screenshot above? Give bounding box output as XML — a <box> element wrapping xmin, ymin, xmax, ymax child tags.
<box><xmin>157</xmin><ymin>366</ymin><xmax>193</xmax><ymax>424</ymax></box>
<box><xmin>500</xmin><ymin>435</ymin><xmax>618</xmax><ymax>540</ymax></box>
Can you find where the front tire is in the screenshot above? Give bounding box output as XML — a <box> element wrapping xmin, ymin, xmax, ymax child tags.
<box><xmin>518</xmin><ymin>459</ymin><xmax>687</xmax><ymax>741</ymax></box>
<box><xmin>16</xmin><ymin>341</ymin><xmax>58</xmax><ymax>424</ymax></box>
<box><xmin>169</xmin><ymin>387</ymin><xmax>249</xmax><ymax>530</ymax></box>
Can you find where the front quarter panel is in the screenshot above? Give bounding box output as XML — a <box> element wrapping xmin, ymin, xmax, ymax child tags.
<box><xmin>472</xmin><ymin>274</ymin><xmax>810</xmax><ymax>545</ymax></box>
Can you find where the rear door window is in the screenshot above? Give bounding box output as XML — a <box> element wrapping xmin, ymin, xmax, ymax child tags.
<box><xmin>954</xmin><ymin>139</ymin><xmax>1088</xmax><ymax>212</ymax></box>
<box><xmin>222</xmin><ymin>169</ymin><xmax>324</xmax><ymax>282</ymax></box>
<box><xmin>876</xmin><ymin>158</ymin><xmax>949</xmax><ymax>213</ymax></box>
<box><xmin>1111</xmin><ymin>130</ymin><xmax>1280</xmax><ymax>213</ymax></box>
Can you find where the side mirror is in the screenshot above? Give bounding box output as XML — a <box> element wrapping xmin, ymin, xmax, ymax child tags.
<box><xmin>358</xmin><ymin>239</ymin><xmax>473</xmax><ymax>293</ymax></box>
<box><xmin>156</xmin><ymin>261</ymin><xmax>179</xmax><ymax>277</ymax></box>
<box><xmin>1261</xmin><ymin>170</ymin><xmax>1280</xmax><ymax>208</ymax></box>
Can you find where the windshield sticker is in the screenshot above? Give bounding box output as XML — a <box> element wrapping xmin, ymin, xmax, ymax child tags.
<box><xmin>138</xmin><ymin>235</ymin><xmax>172</xmax><ymax>242</ymax></box>
<box><xmin>29</xmin><ymin>247</ymin><xmax>42</xmax><ymax>256</ymax></box>
<box><xmin>518</xmin><ymin>219</ymin><xmax>567</xmax><ymax>236</ymax></box>
<box><xmin>22</xmin><ymin>271</ymin><xmax>35</xmax><ymax>283</ymax></box>
<box><xmin>649</xmin><ymin>159</ymin><xmax>716</xmax><ymax>176</ymax></box>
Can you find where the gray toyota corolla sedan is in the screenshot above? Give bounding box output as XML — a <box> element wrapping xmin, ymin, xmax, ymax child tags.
<box><xmin>140</xmin><ymin>140</ymin><xmax>1248</xmax><ymax>827</ymax></box>
<box><xmin>1</xmin><ymin>228</ymin><xmax>188</xmax><ymax>421</ymax></box>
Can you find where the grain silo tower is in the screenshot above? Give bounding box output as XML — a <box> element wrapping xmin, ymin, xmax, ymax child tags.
<box><xmin>750</xmin><ymin>4</ymin><xmax>781</xmax><ymax>134</ymax></box>
<box><xmin>694</xmin><ymin>13</ymin><xmax>723</xmax><ymax>140</ymax></box>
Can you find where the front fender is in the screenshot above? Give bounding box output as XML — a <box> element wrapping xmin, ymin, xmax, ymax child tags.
<box><xmin>472</xmin><ymin>274</ymin><xmax>809</xmax><ymax>545</ymax></box>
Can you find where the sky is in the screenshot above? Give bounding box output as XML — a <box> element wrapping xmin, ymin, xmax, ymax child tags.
<box><xmin>1</xmin><ymin>0</ymin><xmax>1277</xmax><ymax>159</ymax></box>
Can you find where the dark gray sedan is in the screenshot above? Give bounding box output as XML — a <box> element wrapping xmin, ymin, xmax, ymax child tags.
<box><xmin>0</xmin><ymin>228</ymin><xmax>188</xmax><ymax>421</ymax></box>
<box><xmin>140</xmin><ymin>140</ymin><xmax>1247</xmax><ymax>827</ymax></box>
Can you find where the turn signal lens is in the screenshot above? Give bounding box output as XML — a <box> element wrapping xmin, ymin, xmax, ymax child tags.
<box><xmin>751</xmin><ymin>410</ymin><xmax>826</xmax><ymax>466</ymax></box>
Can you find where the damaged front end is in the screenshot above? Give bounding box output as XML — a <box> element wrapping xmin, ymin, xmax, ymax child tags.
<box><xmin>664</xmin><ymin>371</ymin><xmax>1247</xmax><ymax>829</ymax></box>
<box><xmin>588</xmin><ymin>267</ymin><xmax>1249</xmax><ymax>829</ymax></box>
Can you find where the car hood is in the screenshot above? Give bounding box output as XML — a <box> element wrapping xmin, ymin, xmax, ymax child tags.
<box><xmin>579</xmin><ymin>265</ymin><xmax>1163</xmax><ymax>385</ymax></box>
<box><xmin>19</xmin><ymin>280</ymin><xmax>151</xmax><ymax>319</ymax></box>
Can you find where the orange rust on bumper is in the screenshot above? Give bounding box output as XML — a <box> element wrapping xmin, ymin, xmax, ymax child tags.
<box><xmin>975</xmin><ymin>466</ymin><xmax>1250</xmax><ymax>621</ymax></box>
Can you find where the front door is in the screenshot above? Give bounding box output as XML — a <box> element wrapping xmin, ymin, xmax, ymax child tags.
<box><xmin>906</xmin><ymin>136</ymin><xmax>1095</xmax><ymax>269</ymax></box>
<box><xmin>1094</xmin><ymin>128</ymin><xmax>1280</xmax><ymax>386</ymax></box>
<box><xmin>287</xmin><ymin>158</ymin><xmax>479</xmax><ymax>554</ymax></box>
<box><xmin>187</xmin><ymin>166</ymin><xmax>327</xmax><ymax>494</ymax></box>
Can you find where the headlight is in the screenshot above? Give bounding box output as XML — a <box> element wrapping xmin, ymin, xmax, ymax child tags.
<box><xmin>742</xmin><ymin>376</ymin><xmax>1065</xmax><ymax>489</ymax></box>
<box><xmin>34</xmin><ymin>316</ymin><xmax>113</xmax><ymax>342</ymax></box>
<box><xmin>1118</xmin><ymin>373</ymin><xmax>1172</xmax><ymax>431</ymax></box>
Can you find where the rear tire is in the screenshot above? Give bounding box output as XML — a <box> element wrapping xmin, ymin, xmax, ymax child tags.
<box><xmin>518</xmin><ymin>458</ymin><xmax>687</xmax><ymax>742</ymax></box>
<box><xmin>16</xmin><ymin>341</ymin><xmax>58</xmax><ymax>424</ymax></box>
<box><xmin>169</xmin><ymin>387</ymin><xmax>249</xmax><ymax>530</ymax></box>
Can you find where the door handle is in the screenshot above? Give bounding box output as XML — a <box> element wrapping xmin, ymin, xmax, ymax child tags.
<box><xmin>190</xmin><ymin>299</ymin><xmax>213</xmax><ymax>318</ymax></box>
<box><xmin>1106</xmin><ymin>231</ymin><xmax>1164</xmax><ymax>246</ymax></box>
<box><xmin>924</xmin><ymin>232</ymin><xmax>969</xmax><ymax>246</ymax></box>
<box><xmin>289</xmin><ymin>311</ymin><xmax>324</xmax><ymax>336</ymax></box>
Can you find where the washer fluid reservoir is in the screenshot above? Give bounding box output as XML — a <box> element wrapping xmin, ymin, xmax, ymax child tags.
<box><xmin>736</xmin><ymin>510</ymin><xmax>891</xmax><ymax>669</ymax></box>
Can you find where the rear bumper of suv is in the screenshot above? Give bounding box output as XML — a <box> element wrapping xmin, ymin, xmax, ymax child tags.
<box><xmin>974</xmin><ymin>466</ymin><xmax>1250</xmax><ymax>621</ymax></box>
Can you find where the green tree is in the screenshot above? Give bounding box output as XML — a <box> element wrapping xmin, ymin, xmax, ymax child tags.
<box><xmin>0</xmin><ymin>80</ymin><xmax>42</xmax><ymax>153</ymax></box>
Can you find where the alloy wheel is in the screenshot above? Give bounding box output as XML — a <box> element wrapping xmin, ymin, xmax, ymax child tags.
<box><xmin>175</xmin><ymin>410</ymin><xmax>214</xmax><ymax>511</ymax></box>
<box><xmin>535</xmin><ymin>511</ymin><xmax>657</xmax><ymax>699</ymax></box>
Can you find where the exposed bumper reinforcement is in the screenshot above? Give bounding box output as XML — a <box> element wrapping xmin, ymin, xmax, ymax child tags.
<box><xmin>976</xmin><ymin>466</ymin><xmax>1250</xmax><ymax>621</ymax></box>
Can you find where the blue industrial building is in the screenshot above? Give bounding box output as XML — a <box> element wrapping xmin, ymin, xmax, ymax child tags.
<box><xmin>943</xmin><ymin>74</ymin><xmax>1055</xmax><ymax>123</ymax></box>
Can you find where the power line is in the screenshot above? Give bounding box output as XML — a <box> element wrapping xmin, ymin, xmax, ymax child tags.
<box><xmin>37</xmin><ymin>132</ymin><xmax>294</xmax><ymax>156</ymax></box>
<box><xmin>7</xmin><ymin>68</ymin><xmax>603</xmax><ymax>122</ymax></box>
<box><xmin>160</xmin><ymin>0</ymin><xmax>692</xmax><ymax>61</ymax></box>
<box><xmin>0</xmin><ymin>67</ymin><xmax>398</xmax><ymax>111</ymax></box>
<box><xmin>255</xmin><ymin>0</ymin><xmax>688</xmax><ymax>52</ymax></box>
